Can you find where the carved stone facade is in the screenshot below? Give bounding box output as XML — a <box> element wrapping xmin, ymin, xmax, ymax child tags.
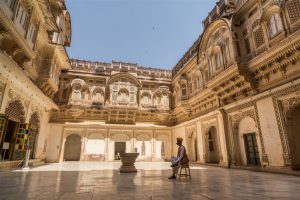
<box><xmin>0</xmin><ymin>0</ymin><xmax>70</xmax><ymax>163</ymax></box>
<box><xmin>171</xmin><ymin>0</ymin><xmax>300</xmax><ymax>170</ymax></box>
<box><xmin>1</xmin><ymin>0</ymin><xmax>300</xmax><ymax>171</ymax></box>
<box><xmin>52</xmin><ymin>60</ymin><xmax>172</xmax><ymax>125</ymax></box>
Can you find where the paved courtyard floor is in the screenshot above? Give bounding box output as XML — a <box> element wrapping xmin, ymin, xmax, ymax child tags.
<box><xmin>0</xmin><ymin>162</ymin><xmax>300</xmax><ymax>200</ymax></box>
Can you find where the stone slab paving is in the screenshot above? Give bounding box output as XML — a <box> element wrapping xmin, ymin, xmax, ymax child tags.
<box><xmin>0</xmin><ymin>162</ymin><xmax>300</xmax><ymax>200</ymax></box>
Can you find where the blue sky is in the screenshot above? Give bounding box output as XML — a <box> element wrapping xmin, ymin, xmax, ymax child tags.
<box><xmin>65</xmin><ymin>0</ymin><xmax>216</xmax><ymax>69</ymax></box>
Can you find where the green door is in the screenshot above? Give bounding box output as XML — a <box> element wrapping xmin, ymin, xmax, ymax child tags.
<box><xmin>244</xmin><ymin>133</ymin><xmax>260</xmax><ymax>166</ymax></box>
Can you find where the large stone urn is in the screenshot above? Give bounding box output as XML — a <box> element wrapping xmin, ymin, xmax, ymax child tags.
<box><xmin>119</xmin><ymin>153</ymin><xmax>139</xmax><ymax>173</ymax></box>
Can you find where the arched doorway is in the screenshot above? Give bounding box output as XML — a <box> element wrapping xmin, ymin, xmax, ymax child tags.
<box><xmin>29</xmin><ymin>112</ymin><xmax>40</xmax><ymax>159</ymax></box>
<box><xmin>287</xmin><ymin>105</ymin><xmax>300</xmax><ymax>170</ymax></box>
<box><xmin>156</xmin><ymin>134</ymin><xmax>171</xmax><ymax>161</ymax></box>
<box><xmin>109</xmin><ymin>133</ymin><xmax>131</xmax><ymax>161</ymax></box>
<box><xmin>1</xmin><ymin>100</ymin><xmax>25</xmax><ymax>160</ymax></box>
<box><xmin>85</xmin><ymin>133</ymin><xmax>105</xmax><ymax>161</ymax></box>
<box><xmin>64</xmin><ymin>134</ymin><xmax>81</xmax><ymax>161</ymax></box>
<box><xmin>135</xmin><ymin>134</ymin><xmax>152</xmax><ymax>161</ymax></box>
<box><xmin>205</xmin><ymin>126</ymin><xmax>220</xmax><ymax>163</ymax></box>
<box><xmin>234</xmin><ymin>117</ymin><xmax>261</xmax><ymax>166</ymax></box>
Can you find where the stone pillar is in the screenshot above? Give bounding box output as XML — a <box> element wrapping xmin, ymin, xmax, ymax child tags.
<box><xmin>80</xmin><ymin>137</ymin><xmax>85</xmax><ymax>161</ymax></box>
<box><xmin>59</xmin><ymin>138</ymin><xmax>66</xmax><ymax>163</ymax></box>
<box><xmin>151</xmin><ymin>131</ymin><xmax>155</xmax><ymax>161</ymax></box>
<box><xmin>80</xmin><ymin>129</ymin><xmax>87</xmax><ymax>161</ymax></box>
<box><xmin>105</xmin><ymin>130</ymin><xmax>109</xmax><ymax>160</ymax></box>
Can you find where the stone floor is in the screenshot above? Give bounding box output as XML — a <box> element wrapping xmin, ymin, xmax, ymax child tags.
<box><xmin>0</xmin><ymin>162</ymin><xmax>300</xmax><ymax>200</ymax></box>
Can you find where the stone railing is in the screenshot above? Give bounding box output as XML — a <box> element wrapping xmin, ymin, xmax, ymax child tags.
<box><xmin>70</xmin><ymin>59</ymin><xmax>172</xmax><ymax>79</ymax></box>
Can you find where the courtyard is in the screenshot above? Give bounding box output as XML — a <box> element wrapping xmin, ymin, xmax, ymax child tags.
<box><xmin>0</xmin><ymin>162</ymin><xmax>300</xmax><ymax>200</ymax></box>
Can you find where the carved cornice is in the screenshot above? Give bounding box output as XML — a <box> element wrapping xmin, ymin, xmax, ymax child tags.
<box><xmin>87</xmin><ymin>128</ymin><xmax>107</xmax><ymax>136</ymax></box>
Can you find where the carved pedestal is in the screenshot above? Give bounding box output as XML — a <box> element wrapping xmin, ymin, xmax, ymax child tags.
<box><xmin>119</xmin><ymin>153</ymin><xmax>139</xmax><ymax>173</ymax></box>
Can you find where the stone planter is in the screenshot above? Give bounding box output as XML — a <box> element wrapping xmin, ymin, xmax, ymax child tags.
<box><xmin>119</xmin><ymin>153</ymin><xmax>139</xmax><ymax>173</ymax></box>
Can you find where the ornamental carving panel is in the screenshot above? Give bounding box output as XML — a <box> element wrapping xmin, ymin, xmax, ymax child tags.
<box><xmin>253</xmin><ymin>27</ymin><xmax>265</xmax><ymax>48</ymax></box>
<box><xmin>5</xmin><ymin>99</ymin><xmax>26</xmax><ymax>123</ymax></box>
<box><xmin>272</xmin><ymin>90</ymin><xmax>300</xmax><ymax>165</ymax></box>
<box><xmin>230</xmin><ymin>109</ymin><xmax>256</xmax><ymax>130</ymax></box>
<box><xmin>287</xmin><ymin>0</ymin><xmax>300</xmax><ymax>24</ymax></box>
<box><xmin>88</xmin><ymin>133</ymin><xmax>105</xmax><ymax>140</ymax></box>
<box><xmin>202</xmin><ymin>119</ymin><xmax>217</xmax><ymax>134</ymax></box>
<box><xmin>136</xmin><ymin>134</ymin><xmax>151</xmax><ymax>141</ymax></box>
<box><xmin>155</xmin><ymin>131</ymin><xmax>170</xmax><ymax>141</ymax></box>
<box><xmin>87</xmin><ymin>129</ymin><xmax>107</xmax><ymax>139</ymax></box>
<box><xmin>109</xmin><ymin>129</ymin><xmax>132</xmax><ymax>141</ymax></box>
<box><xmin>111</xmin><ymin>133</ymin><xmax>131</xmax><ymax>142</ymax></box>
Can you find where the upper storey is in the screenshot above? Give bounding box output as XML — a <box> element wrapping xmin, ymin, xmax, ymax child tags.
<box><xmin>172</xmin><ymin>0</ymin><xmax>300</xmax><ymax>123</ymax></box>
<box><xmin>0</xmin><ymin>0</ymin><xmax>72</xmax><ymax>98</ymax></box>
<box><xmin>52</xmin><ymin>59</ymin><xmax>173</xmax><ymax>125</ymax></box>
<box><xmin>70</xmin><ymin>59</ymin><xmax>172</xmax><ymax>81</ymax></box>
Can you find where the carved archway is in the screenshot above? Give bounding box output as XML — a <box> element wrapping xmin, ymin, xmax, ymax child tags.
<box><xmin>286</xmin><ymin>104</ymin><xmax>300</xmax><ymax>169</ymax></box>
<box><xmin>229</xmin><ymin>108</ymin><xmax>268</xmax><ymax>166</ymax></box>
<box><xmin>204</xmin><ymin>126</ymin><xmax>220</xmax><ymax>163</ymax></box>
<box><xmin>5</xmin><ymin>100</ymin><xmax>25</xmax><ymax>123</ymax></box>
<box><xmin>186</xmin><ymin>126</ymin><xmax>197</xmax><ymax>162</ymax></box>
<box><xmin>233</xmin><ymin>117</ymin><xmax>261</xmax><ymax>166</ymax></box>
<box><xmin>85</xmin><ymin>133</ymin><xmax>105</xmax><ymax>161</ymax></box>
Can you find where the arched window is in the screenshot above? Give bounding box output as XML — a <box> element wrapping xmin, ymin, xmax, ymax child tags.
<box><xmin>210</xmin><ymin>45</ymin><xmax>223</xmax><ymax>73</ymax></box>
<box><xmin>92</xmin><ymin>89</ymin><xmax>104</xmax><ymax>104</ymax></box>
<box><xmin>118</xmin><ymin>88</ymin><xmax>129</xmax><ymax>103</ymax></box>
<box><xmin>69</xmin><ymin>84</ymin><xmax>82</xmax><ymax>106</ymax></box>
<box><xmin>142</xmin><ymin>93</ymin><xmax>150</xmax><ymax>105</ymax></box>
<box><xmin>181</xmin><ymin>86</ymin><xmax>187</xmax><ymax>96</ymax></box>
<box><xmin>161</xmin><ymin>94</ymin><xmax>169</xmax><ymax>109</ymax></box>
<box><xmin>268</xmin><ymin>13</ymin><xmax>283</xmax><ymax>38</ymax></box>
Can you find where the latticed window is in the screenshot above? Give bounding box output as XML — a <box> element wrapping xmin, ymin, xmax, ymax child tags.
<box><xmin>268</xmin><ymin>14</ymin><xmax>283</xmax><ymax>38</ymax></box>
<box><xmin>252</xmin><ymin>20</ymin><xmax>265</xmax><ymax>48</ymax></box>
<box><xmin>287</xmin><ymin>0</ymin><xmax>300</xmax><ymax>24</ymax></box>
<box><xmin>5</xmin><ymin>100</ymin><xmax>25</xmax><ymax>122</ymax></box>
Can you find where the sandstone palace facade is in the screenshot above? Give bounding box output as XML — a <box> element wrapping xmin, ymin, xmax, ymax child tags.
<box><xmin>1</xmin><ymin>0</ymin><xmax>300</xmax><ymax>170</ymax></box>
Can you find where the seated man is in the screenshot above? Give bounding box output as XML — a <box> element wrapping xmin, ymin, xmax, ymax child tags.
<box><xmin>169</xmin><ymin>137</ymin><xmax>189</xmax><ymax>179</ymax></box>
